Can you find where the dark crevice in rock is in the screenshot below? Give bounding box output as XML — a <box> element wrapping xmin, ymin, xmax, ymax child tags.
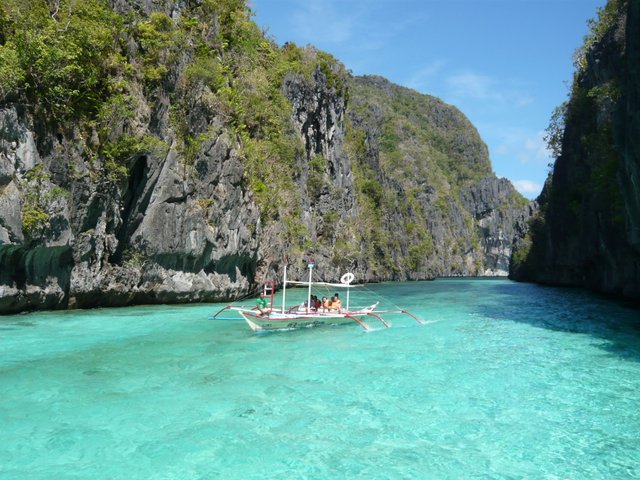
<box><xmin>0</xmin><ymin>244</ymin><xmax>73</xmax><ymax>313</ymax></box>
<box><xmin>79</xmin><ymin>190</ymin><xmax>107</xmax><ymax>233</ymax></box>
<box><xmin>0</xmin><ymin>244</ymin><xmax>27</xmax><ymax>289</ymax></box>
<box><xmin>154</xmin><ymin>253</ymin><xmax>202</xmax><ymax>272</ymax></box>
<box><xmin>111</xmin><ymin>155</ymin><xmax>150</xmax><ymax>263</ymax></box>
<box><xmin>209</xmin><ymin>253</ymin><xmax>257</xmax><ymax>284</ymax></box>
<box><xmin>163</xmin><ymin>195</ymin><xmax>189</xmax><ymax>204</ymax></box>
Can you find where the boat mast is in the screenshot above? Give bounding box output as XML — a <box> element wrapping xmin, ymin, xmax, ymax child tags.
<box><xmin>282</xmin><ymin>261</ymin><xmax>288</xmax><ymax>314</ymax></box>
<box><xmin>346</xmin><ymin>287</ymin><xmax>350</xmax><ymax>311</ymax></box>
<box><xmin>307</xmin><ymin>261</ymin><xmax>314</xmax><ymax>313</ymax></box>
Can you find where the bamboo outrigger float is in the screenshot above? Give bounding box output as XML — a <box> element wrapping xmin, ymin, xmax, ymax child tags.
<box><xmin>212</xmin><ymin>260</ymin><xmax>425</xmax><ymax>333</ymax></box>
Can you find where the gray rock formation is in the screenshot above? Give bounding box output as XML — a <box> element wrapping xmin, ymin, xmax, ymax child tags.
<box><xmin>462</xmin><ymin>177</ymin><xmax>536</xmax><ymax>276</ymax></box>
<box><xmin>347</xmin><ymin>76</ymin><xmax>533</xmax><ymax>279</ymax></box>
<box><xmin>0</xmin><ymin>2</ymin><xmax>533</xmax><ymax>314</ymax></box>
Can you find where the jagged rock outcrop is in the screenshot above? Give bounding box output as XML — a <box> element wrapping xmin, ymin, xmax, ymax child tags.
<box><xmin>510</xmin><ymin>0</ymin><xmax>640</xmax><ymax>301</ymax></box>
<box><xmin>257</xmin><ymin>62</ymin><xmax>359</xmax><ymax>283</ymax></box>
<box><xmin>0</xmin><ymin>0</ymin><xmax>531</xmax><ymax>314</ymax></box>
<box><xmin>462</xmin><ymin>177</ymin><xmax>537</xmax><ymax>275</ymax></box>
<box><xmin>0</xmin><ymin>104</ymin><xmax>259</xmax><ymax>312</ymax></box>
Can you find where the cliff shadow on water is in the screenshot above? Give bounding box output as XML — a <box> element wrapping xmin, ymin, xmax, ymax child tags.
<box><xmin>475</xmin><ymin>281</ymin><xmax>640</xmax><ymax>363</ymax></box>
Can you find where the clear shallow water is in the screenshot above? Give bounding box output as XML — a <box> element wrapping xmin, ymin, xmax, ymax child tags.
<box><xmin>1</xmin><ymin>279</ymin><xmax>639</xmax><ymax>479</ymax></box>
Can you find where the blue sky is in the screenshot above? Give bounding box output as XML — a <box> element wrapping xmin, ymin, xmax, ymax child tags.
<box><xmin>251</xmin><ymin>0</ymin><xmax>606</xmax><ymax>199</ymax></box>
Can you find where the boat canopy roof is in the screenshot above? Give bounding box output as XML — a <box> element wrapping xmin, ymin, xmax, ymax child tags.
<box><xmin>285</xmin><ymin>281</ymin><xmax>362</xmax><ymax>288</ymax></box>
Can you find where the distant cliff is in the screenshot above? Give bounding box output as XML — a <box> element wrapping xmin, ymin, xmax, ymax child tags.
<box><xmin>510</xmin><ymin>0</ymin><xmax>640</xmax><ymax>301</ymax></box>
<box><xmin>0</xmin><ymin>0</ymin><xmax>530</xmax><ymax>313</ymax></box>
<box><xmin>346</xmin><ymin>76</ymin><xmax>532</xmax><ymax>279</ymax></box>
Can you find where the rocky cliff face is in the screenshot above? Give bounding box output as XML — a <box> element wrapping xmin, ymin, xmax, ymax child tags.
<box><xmin>510</xmin><ymin>0</ymin><xmax>640</xmax><ymax>301</ymax></box>
<box><xmin>0</xmin><ymin>0</ymin><xmax>531</xmax><ymax>314</ymax></box>
<box><xmin>254</xmin><ymin>59</ymin><xmax>359</xmax><ymax>285</ymax></box>
<box><xmin>0</xmin><ymin>106</ymin><xmax>260</xmax><ymax>312</ymax></box>
<box><xmin>347</xmin><ymin>76</ymin><xmax>533</xmax><ymax>279</ymax></box>
<box><xmin>462</xmin><ymin>177</ymin><xmax>537</xmax><ymax>276</ymax></box>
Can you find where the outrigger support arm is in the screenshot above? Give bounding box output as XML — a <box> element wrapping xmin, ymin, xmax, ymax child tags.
<box><xmin>342</xmin><ymin>309</ymin><xmax>425</xmax><ymax>329</ymax></box>
<box><xmin>400</xmin><ymin>310</ymin><xmax>426</xmax><ymax>325</ymax></box>
<box><xmin>344</xmin><ymin>312</ymin><xmax>391</xmax><ymax>330</ymax></box>
<box><xmin>365</xmin><ymin>312</ymin><xmax>391</xmax><ymax>328</ymax></box>
<box><xmin>344</xmin><ymin>314</ymin><xmax>370</xmax><ymax>331</ymax></box>
<box><xmin>373</xmin><ymin>309</ymin><xmax>426</xmax><ymax>325</ymax></box>
<box><xmin>212</xmin><ymin>305</ymin><xmax>232</xmax><ymax>318</ymax></box>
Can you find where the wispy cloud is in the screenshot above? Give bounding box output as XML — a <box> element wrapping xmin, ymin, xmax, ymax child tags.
<box><xmin>406</xmin><ymin>60</ymin><xmax>447</xmax><ymax>91</ymax></box>
<box><xmin>282</xmin><ymin>0</ymin><xmax>429</xmax><ymax>69</ymax></box>
<box><xmin>405</xmin><ymin>63</ymin><xmax>537</xmax><ymax>116</ymax></box>
<box><xmin>446</xmin><ymin>72</ymin><xmax>499</xmax><ymax>102</ymax></box>
<box><xmin>444</xmin><ymin>71</ymin><xmax>535</xmax><ymax>110</ymax></box>
<box><xmin>494</xmin><ymin>144</ymin><xmax>510</xmax><ymax>156</ymax></box>
<box><xmin>492</xmin><ymin>129</ymin><xmax>551</xmax><ymax>165</ymax></box>
<box><xmin>515</xmin><ymin>95</ymin><xmax>534</xmax><ymax>107</ymax></box>
<box><xmin>519</xmin><ymin>131</ymin><xmax>551</xmax><ymax>164</ymax></box>
<box><xmin>290</xmin><ymin>1</ymin><xmax>356</xmax><ymax>45</ymax></box>
<box><xmin>512</xmin><ymin>180</ymin><xmax>542</xmax><ymax>196</ymax></box>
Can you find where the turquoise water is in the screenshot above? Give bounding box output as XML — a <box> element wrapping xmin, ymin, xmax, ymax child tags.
<box><xmin>1</xmin><ymin>279</ymin><xmax>639</xmax><ymax>479</ymax></box>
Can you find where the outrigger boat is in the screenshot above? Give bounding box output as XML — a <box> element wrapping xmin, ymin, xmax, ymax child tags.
<box><xmin>212</xmin><ymin>261</ymin><xmax>425</xmax><ymax>332</ymax></box>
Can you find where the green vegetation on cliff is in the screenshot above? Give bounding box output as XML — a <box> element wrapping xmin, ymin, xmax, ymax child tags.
<box><xmin>0</xmin><ymin>0</ymin><xmax>121</xmax><ymax>119</ymax></box>
<box><xmin>1</xmin><ymin>0</ymin><xmax>531</xmax><ymax>314</ymax></box>
<box><xmin>0</xmin><ymin>0</ymin><xmax>347</xmax><ymax>230</ymax></box>
<box><xmin>344</xmin><ymin>76</ymin><xmax>510</xmax><ymax>277</ymax></box>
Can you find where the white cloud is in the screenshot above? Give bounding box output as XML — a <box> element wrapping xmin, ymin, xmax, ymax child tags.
<box><xmin>514</xmin><ymin>95</ymin><xmax>534</xmax><ymax>107</ymax></box>
<box><xmin>428</xmin><ymin>70</ymin><xmax>536</xmax><ymax>112</ymax></box>
<box><xmin>446</xmin><ymin>72</ymin><xmax>499</xmax><ymax>102</ymax></box>
<box><xmin>518</xmin><ymin>131</ymin><xmax>551</xmax><ymax>164</ymax></box>
<box><xmin>494</xmin><ymin>144</ymin><xmax>510</xmax><ymax>156</ymax></box>
<box><xmin>290</xmin><ymin>1</ymin><xmax>356</xmax><ymax>45</ymax></box>
<box><xmin>489</xmin><ymin>127</ymin><xmax>551</xmax><ymax>165</ymax></box>
<box><xmin>406</xmin><ymin>60</ymin><xmax>447</xmax><ymax>91</ymax></box>
<box><xmin>512</xmin><ymin>180</ymin><xmax>542</xmax><ymax>196</ymax></box>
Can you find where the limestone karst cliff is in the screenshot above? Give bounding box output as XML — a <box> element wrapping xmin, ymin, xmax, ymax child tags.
<box><xmin>346</xmin><ymin>76</ymin><xmax>532</xmax><ymax>279</ymax></box>
<box><xmin>0</xmin><ymin>0</ymin><xmax>531</xmax><ymax>313</ymax></box>
<box><xmin>510</xmin><ymin>0</ymin><xmax>640</xmax><ymax>301</ymax></box>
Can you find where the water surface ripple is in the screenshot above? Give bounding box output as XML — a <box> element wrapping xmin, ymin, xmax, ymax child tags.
<box><xmin>1</xmin><ymin>279</ymin><xmax>639</xmax><ymax>479</ymax></box>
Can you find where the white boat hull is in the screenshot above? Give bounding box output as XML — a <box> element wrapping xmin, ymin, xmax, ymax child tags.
<box><xmin>240</xmin><ymin>306</ymin><xmax>378</xmax><ymax>332</ymax></box>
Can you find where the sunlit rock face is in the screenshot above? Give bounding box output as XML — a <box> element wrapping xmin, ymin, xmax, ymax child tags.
<box><xmin>347</xmin><ymin>76</ymin><xmax>533</xmax><ymax>280</ymax></box>
<box><xmin>0</xmin><ymin>1</ymin><xmax>531</xmax><ymax>313</ymax></box>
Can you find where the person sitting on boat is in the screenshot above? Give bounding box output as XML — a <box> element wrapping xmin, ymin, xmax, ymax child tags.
<box><xmin>329</xmin><ymin>294</ymin><xmax>342</xmax><ymax>312</ymax></box>
<box><xmin>314</xmin><ymin>296</ymin><xmax>322</xmax><ymax>311</ymax></box>
<box><xmin>310</xmin><ymin>295</ymin><xmax>319</xmax><ymax>311</ymax></box>
<box><xmin>322</xmin><ymin>296</ymin><xmax>330</xmax><ymax>311</ymax></box>
<box><xmin>255</xmin><ymin>292</ymin><xmax>271</xmax><ymax>316</ymax></box>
